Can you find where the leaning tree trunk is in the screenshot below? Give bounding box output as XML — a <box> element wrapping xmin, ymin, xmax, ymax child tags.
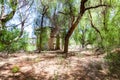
<box><xmin>63</xmin><ymin>0</ymin><xmax>108</xmax><ymax>57</ymax></box>
<box><xmin>64</xmin><ymin>36</ymin><xmax>69</xmax><ymax>53</ymax></box>
<box><xmin>64</xmin><ymin>22</ymin><xmax>83</xmax><ymax>57</ymax></box>
<box><xmin>64</xmin><ymin>14</ymin><xmax>84</xmax><ymax>54</ymax></box>
<box><xmin>64</xmin><ymin>0</ymin><xmax>86</xmax><ymax>57</ymax></box>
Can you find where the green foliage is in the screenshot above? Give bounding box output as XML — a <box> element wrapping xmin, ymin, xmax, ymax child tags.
<box><xmin>105</xmin><ymin>50</ymin><xmax>120</xmax><ymax>78</ymax></box>
<box><xmin>8</xmin><ymin>36</ymin><xmax>28</xmax><ymax>52</ymax></box>
<box><xmin>72</xmin><ymin>22</ymin><xmax>97</xmax><ymax>46</ymax></box>
<box><xmin>100</xmin><ymin>6</ymin><xmax>120</xmax><ymax>50</ymax></box>
<box><xmin>0</xmin><ymin>29</ymin><xmax>19</xmax><ymax>42</ymax></box>
<box><xmin>0</xmin><ymin>0</ymin><xmax>4</xmax><ymax>4</ymax></box>
<box><xmin>101</xmin><ymin>27</ymin><xmax>120</xmax><ymax>50</ymax></box>
<box><xmin>87</xmin><ymin>29</ymin><xmax>97</xmax><ymax>44</ymax></box>
<box><xmin>72</xmin><ymin>26</ymin><xmax>80</xmax><ymax>44</ymax></box>
<box><xmin>35</xmin><ymin>27</ymin><xmax>50</xmax><ymax>50</ymax></box>
<box><xmin>0</xmin><ymin>29</ymin><xmax>28</xmax><ymax>53</ymax></box>
<box><xmin>62</xmin><ymin>0</ymin><xmax>79</xmax><ymax>16</ymax></box>
<box><xmin>11</xmin><ymin>65</ymin><xmax>20</xmax><ymax>73</ymax></box>
<box><xmin>41</xmin><ymin>28</ymin><xmax>50</xmax><ymax>50</ymax></box>
<box><xmin>27</xmin><ymin>44</ymin><xmax>36</xmax><ymax>51</ymax></box>
<box><xmin>9</xmin><ymin>0</ymin><xmax>17</xmax><ymax>11</ymax></box>
<box><xmin>0</xmin><ymin>0</ymin><xmax>120</xmax><ymax>53</ymax></box>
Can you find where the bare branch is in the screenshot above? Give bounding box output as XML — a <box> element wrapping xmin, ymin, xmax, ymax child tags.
<box><xmin>17</xmin><ymin>0</ymin><xmax>34</xmax><ymax>10</ymax></box>
<box><xmin>85</xmin><ymin>4</ymin><xmax>110</xmax><ymax>11</ymax></box>
<box><xmin>58</xmin><ymin>11</ymin><xmax>68</xmax><ymax>15</ymax></box>
<box><xmin>88</xmin><ymin>10</ymin><xmax>103</xmax><ymax>40</ymax></box>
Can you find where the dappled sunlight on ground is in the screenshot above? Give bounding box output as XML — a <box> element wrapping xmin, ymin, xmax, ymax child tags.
<box><xmin>0</xmin><ymin>51</ymin><xmax>113</xmax><ymax>80</ymax></box>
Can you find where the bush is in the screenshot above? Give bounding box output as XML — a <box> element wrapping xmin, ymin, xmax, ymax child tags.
<box><xmin>104</xmin><ymin>48</ymin><xmax>120</xmax><ymax>78</ymax></box>
<box><xmin>11</xmin><ymin>65</ymin><xmax>20</xmax><ymax>73</ymax></box>
<box><xmin>7</xmin><ymin>37</ymin><xmax>28</xmax><ymax>53</ymax></box>
<box><xmin>0</xmin><ymin>29</ymin><xmax>28</xmax><ymax>53</ymax></box>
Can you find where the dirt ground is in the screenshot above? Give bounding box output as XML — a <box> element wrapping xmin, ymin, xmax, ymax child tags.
<box><xmin>0</xmin><ymin>51</ymin><xmax>118</xmax><ymax>80</ymax></box>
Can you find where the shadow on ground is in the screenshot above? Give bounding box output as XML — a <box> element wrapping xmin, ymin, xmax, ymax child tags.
<box><xmin>0</xmin><ymin>52</ymin><xmax>118</xmax><ymax>80</ymax></box>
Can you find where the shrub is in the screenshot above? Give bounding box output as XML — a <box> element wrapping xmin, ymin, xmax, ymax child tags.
<box><xmin>0</xmin><ymin>29</ymin><xmax>28</xmax><ymax>53</ymax></box>
<box><xmin>11</xmin><ymin>65</ymin><xmax>20</xmax><ymax>73</ymax></box>
<box><xmin>104</xmin><ymin>48</ymin><xmax>120</xmax><ymax>78</ymax></box>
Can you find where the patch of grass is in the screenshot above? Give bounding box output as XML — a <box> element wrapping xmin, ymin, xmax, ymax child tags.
<box><xmin>34</xmin><ymin>57</ymin><xmax>41</xmax><ymax>63</ymax></box>
<box><xmin>53</xmin><ymin>71</ymin><xmax>59</xmax><ymax>80</ymax></box>
<box><xmin>11</xmin><ymin>65</ymin><xmax>20</xmax><ymax>73</ymax></box>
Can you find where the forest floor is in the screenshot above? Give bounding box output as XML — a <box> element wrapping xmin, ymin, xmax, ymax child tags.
<box><xmin>0</xmin><ymin>50</ymin><xmax>118</xmax><ymax>80</ymax></box>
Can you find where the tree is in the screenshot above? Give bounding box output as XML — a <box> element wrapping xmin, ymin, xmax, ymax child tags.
<box><xmin>63</xmin><ymin>0</ymin><xmax>109</xmax><ymax>57</ymax></box>
<box><xmin>38</xmin><ymin>1</ymin><xmax>49</xmax><ymax>52</ymax></box>
<box><xmin>0</xmin><ymin>0</ymin><xmax>33</xmax><ymax>52</ymax></box>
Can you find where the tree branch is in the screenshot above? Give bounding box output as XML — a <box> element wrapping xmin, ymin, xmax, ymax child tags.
<box><xmin>88</xmin><ymin>10</ymin><xmax>103</xmax><ymax>40</ymax></box>
<box><xmin>17</xmin><ymin>0</ymin><xmax>34</xmax><ymax>10</ymax></box>
<box><xmin>85</xmin><ymin>4</ymin><xmax>110</xmax><ymax>11</ymax></box>
<box><xmin>58</xmin><ymin>11</ymin><xmax>69</xmax><ymax>15</ymax></box>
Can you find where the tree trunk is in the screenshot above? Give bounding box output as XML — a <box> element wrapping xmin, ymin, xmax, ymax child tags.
<box><xmin>64</xmin><ymin>36</ymin><xmax>69</xmax><ymax>56</ymax></box>
<box><xmin>39</xmin><ymin>30</ymin><xmax>42</xmax><ymax>53</ymax></box>
<box><xmin>36</xmin><ymin>35</ymin><xmax>39</xmax><ymax>50</ymax></box>
<box><xmin>49</xmin><ymin>26</ymin><xmax>60</xmax><ymax>50</ymax></box>
<box><xmin>55</xmin><ymin>34</ymin><xmax>60</xmax><ymax>50</ymax></box>
<box><xmin>63</xmin><ymin>0</ymin><xmax>107</xmax><ymax>57</ymax></box>
<box><xmin>38</xmin><ymin>5</ymin><xmax>49</xmax><ymax>53</ymax></box>
<box><xmin>63</xmin><ymin>14</ymin><xmax>83</xmax><ymax>57</ymax></box>
<box><xmin>63</xmin><ymin>0</ymin><xmax>87</xmax><ymax>57</ymax></box>
<box><xmin>48</xmin><ymin>37</ymin><xmax>55</xmax><ymax>50</ymax></box>
<box><xmin>81</xmin><ymin>39</ymin><xmax>85</xmax><ymax>48</ymax></box>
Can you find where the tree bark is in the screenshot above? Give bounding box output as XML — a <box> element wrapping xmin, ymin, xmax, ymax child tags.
<box><xmin>36</xmin><ymin>35</ymin><xmax>39</xmax><ymax>50</ymax></box>
<box><xmin>39</xmin><ymin>30</ymin><xmax>42</xmax><ymax>52</ymax></box>
<box><xmin>48</xmin><ymin>37</ymin><xmax>55</xmax><ymax>50</ymax></box>
<box><xmin>63</xmin><ymin>0</ymin><xmax>88</xmax><ymax>57</ymax></box>
<box><xmin>64</xmin><ymin>36</ymin><xmax>69</xmax><ymax>53</ymax></box>
<box><xmin>63</xmin><ymin>12</ymin><xmax>84</xmax><ymax>55</ymax></box>
<box><xmin>81</xmin><ymin>30</ymin><xmax>85</xmax><ymax>48</ymax></box>
<box><xmin>55</xmin><ymin>34</ymin><xmax>60</xmax><ymax>50</ymax></box>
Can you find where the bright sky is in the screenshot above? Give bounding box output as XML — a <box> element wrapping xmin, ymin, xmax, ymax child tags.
<box><xmin>5</xmin><ymin>1</ymin><xmax>37</xmax><ymax>38</ymax></box>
